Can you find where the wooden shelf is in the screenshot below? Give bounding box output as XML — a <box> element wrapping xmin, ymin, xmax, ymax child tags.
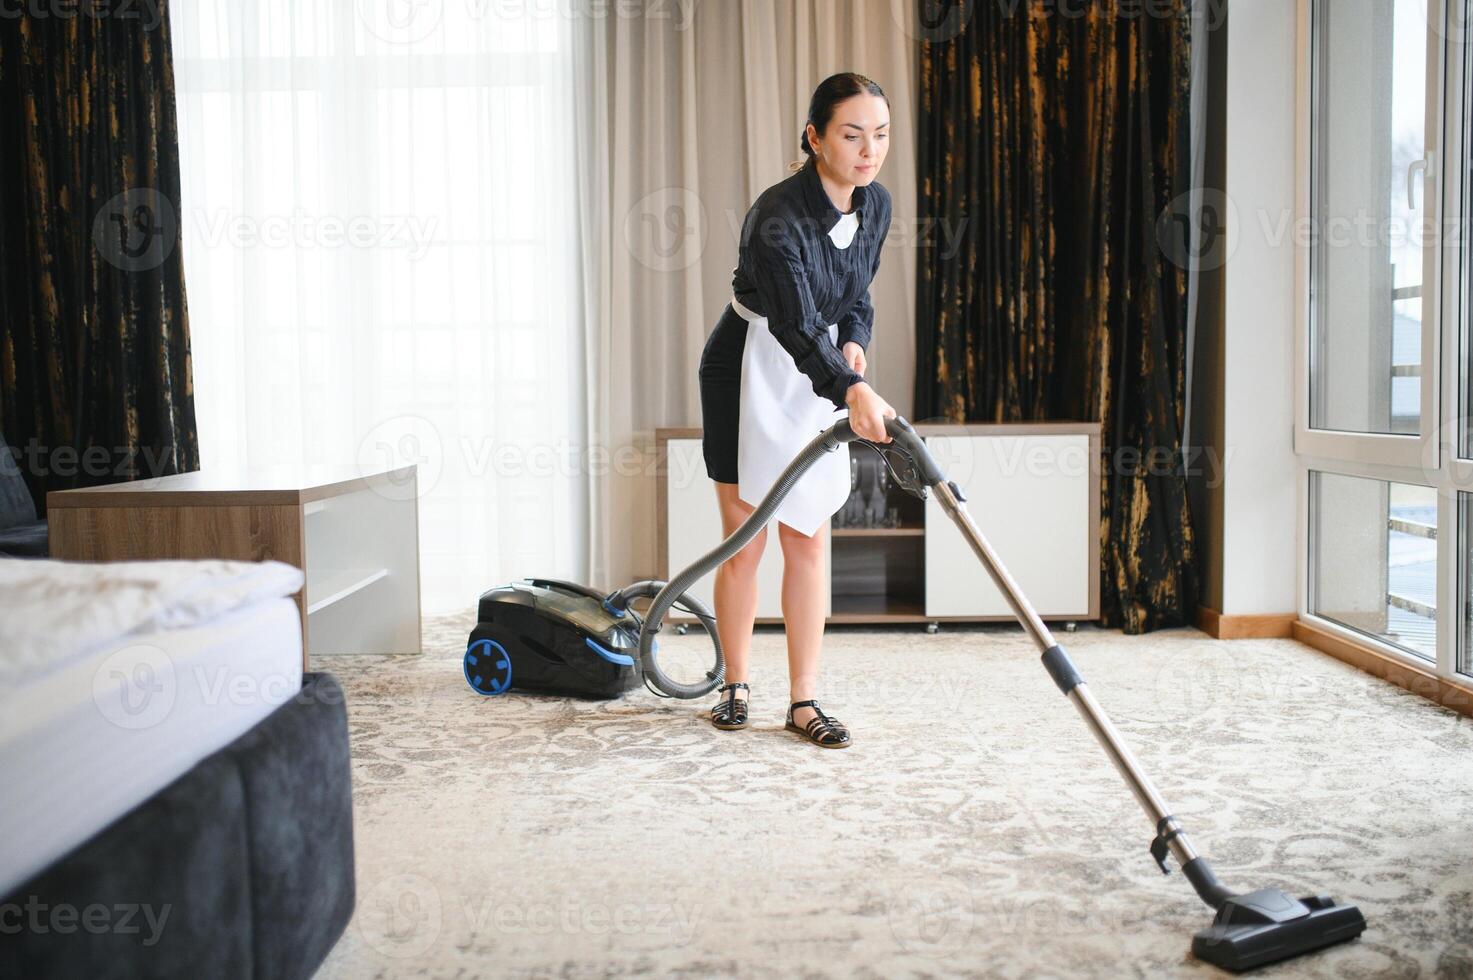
<box><xmin>831</xmin><ymin>527</ymin><xmax>924</xmax><ymax>538</ymax></box>
<box><xmin>829</xmin><ymin>593</ymin><xmax>925</xmax><ymax>619</ymax></box>
<box><xmin>306</xmin><ymin>567</ymin><xmax>390</xmax><ymax>615</ymax></box>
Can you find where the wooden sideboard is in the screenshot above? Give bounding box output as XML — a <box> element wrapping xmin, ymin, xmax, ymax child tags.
<box><xmin>47</xmin><ymin>464</ymin><xmax>423</xmax><ymax>667</ymax></box>
<box><xmin>655</xmin><ymin>423</ymin><xmax>1101</xmax><ymax>629</ymax></box>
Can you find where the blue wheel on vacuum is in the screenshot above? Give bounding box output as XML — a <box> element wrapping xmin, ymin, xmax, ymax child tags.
<box><xmin>464</xmin><ymin>638</ymin><xmax>512</xmax><ymax>695</ymax></box>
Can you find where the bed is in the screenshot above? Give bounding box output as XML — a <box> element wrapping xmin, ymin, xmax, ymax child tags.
<box><xmin>0</xmin><ymin>558</ymin><xmax>355</xmax><ymax>979</ymax></box>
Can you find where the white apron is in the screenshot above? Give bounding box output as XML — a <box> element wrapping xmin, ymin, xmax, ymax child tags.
<box><xmin>732</xmin><ymin>295</ymin><xmax>850</xmax><ymax>537</ymax></box>
<box><xmin>733</xmin><ymin>209</ymin><xmax>862</xmax><ymax>537</ymax></box>
<box><xmin>732</xmin><ymin>209</ymin><xmax>862</xmax><ymax>537</ymax></box>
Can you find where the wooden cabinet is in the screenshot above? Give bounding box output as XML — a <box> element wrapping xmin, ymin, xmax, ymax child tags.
<box><xmin>922</xmin><ymin>431</ymin><xmax>1096</xmax><ymax>619</ymax></box>
<box><xmin>47</xmin><ymin>465</ymin><xmax>424</xmax><ymax>667</ymax></box>
<box><xmin>655</xmin><ymin>423</ymin><xmax>1099</xmax><ymax>627</ymax></box>
<box><xmin>660</xmin><ymin>439</ymin><xmax>829</xmax><ymax>620</ymax></box>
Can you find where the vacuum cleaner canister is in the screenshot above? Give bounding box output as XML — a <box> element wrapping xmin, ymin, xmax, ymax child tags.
<box><xmin>464</xmin><ymin>578</ymin><xmax>644</xmax><ymax>699</ymax></box>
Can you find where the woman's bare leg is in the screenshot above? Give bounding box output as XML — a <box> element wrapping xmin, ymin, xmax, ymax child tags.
<box><xmin>712</xmin><ymin>481</ymin><xmax>765</xmax><ymax>708</ymax></box>
<box><xmin>777</xmin><ymin>519</ymin><xmax>827</xmax><ymax>730</ymax></box>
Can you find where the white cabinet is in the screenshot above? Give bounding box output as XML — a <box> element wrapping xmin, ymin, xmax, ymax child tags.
<box><xmin>303</xmin><ymin>483</ymin><xmax>423</xmax><ymax>655</ymax></box>
<box><xmin>923</xmin><ymin>432</ymin><xmax>1095</xmax><ymax>618</ymax></box>
<box><xmin>656</xmin><ymin>424</ymin><xmax>1097</xmax><ymax>625</ymax></box>
<box><xmin>661</xmin><ymin>439</ymin><xmax>830</xmax><ymax>621</ymax></box>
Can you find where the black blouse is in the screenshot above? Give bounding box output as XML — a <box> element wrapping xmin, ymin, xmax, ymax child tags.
<box><xmin>731</xmin><ymin>158</ymin><xmax>892</xmax><ymax>410</ymax></box>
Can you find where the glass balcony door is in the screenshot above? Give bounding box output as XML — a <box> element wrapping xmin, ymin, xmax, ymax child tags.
<box><xmin>1300</xmin><ymin>0</ymin><xmax>1471</xmax><ymax>685</ymax></box>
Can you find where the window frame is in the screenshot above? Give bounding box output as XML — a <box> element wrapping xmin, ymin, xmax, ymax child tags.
<box><xmin>1295</xmin><ymin>0</ymin><xmax>1445</xmax><ymax>469</ymax></box>
<box><xmin>1295</xmin><ymin>0</ymin><xmax>1471</xmax><ymax>683</ymax></box>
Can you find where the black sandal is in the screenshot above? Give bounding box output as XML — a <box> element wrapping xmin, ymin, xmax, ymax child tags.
<box><xmin>785</xmin><ymin>699</ymin><xmax>851</xmax><ymax>749</ymax></box>
<box><xmin>710</xmin><ymin>682</ymin><xmax>749</xmax><ymax>730</ymax></box>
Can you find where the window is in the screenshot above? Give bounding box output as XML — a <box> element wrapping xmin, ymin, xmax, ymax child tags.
<box><xmin>172</xmin><ymin>0</ymin><xmax>589</xmax><ymax>612</ymax></box>
<box><xmin>1463</xmin><ymin>495</ymin><xmax>1472</xmax><ymax>675</ymax></box>
<box><xmin>1300</xmin><ymin>0</ymin><xmax>1471</xmax><ymax>689</ymax></box>
<box><xmin>1310</xmin><ymin>472</ymin><xmax>1437</xmax><ymax>659</ymax></box>
<box><xmin>1309</xmin><ymin>0</ymin><xmax>1431</xmax><ymax>436</ymax></box>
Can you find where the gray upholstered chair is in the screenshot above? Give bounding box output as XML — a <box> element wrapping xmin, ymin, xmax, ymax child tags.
<box><xmin>0</xmin><ymin>444</ymin><xmax>48</xmax><ymax>557</ymax></box>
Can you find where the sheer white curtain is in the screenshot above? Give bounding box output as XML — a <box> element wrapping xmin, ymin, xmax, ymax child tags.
<box><xmin>172</xmin><ymin>0</ymin><xmax>589</xmax><ymax>614</ymax></box>
<box><xmin>584</xmin><ymin>1</ymin><xmax>918</xmax><ymax>590</ymax></box>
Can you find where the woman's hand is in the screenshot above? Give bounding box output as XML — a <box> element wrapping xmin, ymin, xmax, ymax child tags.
<box><xmin>844</xmin><ymin>381</ymin><xmax>895</xmax><ymax>443</ymax></box>
<box><xmin>841</xmin><ymin>341</ymin><xmax>866</xmax><ymax>376</ymax></box>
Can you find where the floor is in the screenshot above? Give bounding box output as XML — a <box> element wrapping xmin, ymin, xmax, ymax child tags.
<box><xmin>315</xmin><ymin>616</ymin><xmax>1473</xmax><ymax>979</ymax></box>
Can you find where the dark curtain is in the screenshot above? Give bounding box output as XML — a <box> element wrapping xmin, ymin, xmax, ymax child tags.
<box><xmin>0</xmin><ymin>2</ymin><xmax>198</xmax><ymax>517</ymax></box>
<box><xmin>914</xmin><ymin>0</ymin><xmax>1197</xmax><ymax>632</ymax></box>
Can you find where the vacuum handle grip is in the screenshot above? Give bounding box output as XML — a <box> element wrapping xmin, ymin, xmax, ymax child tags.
<box><xmin>524</xmin><ymin>577</ymin><xmax>608</xmax><ymax>602</ymax></box>
<box><xmin>834</xmin><ymin>415</ymin><xmax>948</xmax><ymax>499</ymax></box>
<box><xmin>882</xmin><ymin>416</ymin><xmax>947</xmax><ymax>486</ymax></box>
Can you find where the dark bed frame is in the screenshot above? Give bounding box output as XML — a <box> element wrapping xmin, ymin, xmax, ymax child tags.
<box><xmin>0</xmin><ymin>672</ymin><xmax>356</xmax><ymax>979</ymax></box>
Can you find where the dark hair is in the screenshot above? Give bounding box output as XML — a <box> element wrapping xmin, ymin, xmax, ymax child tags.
<box><xmin>791</xmin><ymin>72</ymin><xmax>889</xmax><ymax>172</ymax></box>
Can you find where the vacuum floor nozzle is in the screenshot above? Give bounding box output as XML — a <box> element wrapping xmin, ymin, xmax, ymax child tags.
<box><xmin>1191</xmin><ymin>889</ymin><xmax>1367</xmax><ymax>972</ymax></box>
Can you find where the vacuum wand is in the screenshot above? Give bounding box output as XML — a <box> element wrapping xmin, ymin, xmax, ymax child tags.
<box><xmin>640</xmin><ymin>413</ymin><xmax>1365</xmax><ymax>970</ymax></box>
<box><xmin>859</xmin><ymin>416</ymin><xmax>1366</xmax><ymax>971</ymax></box>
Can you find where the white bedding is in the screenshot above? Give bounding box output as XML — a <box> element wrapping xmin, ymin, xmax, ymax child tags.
<box><xmin>0</xmin><ymin>557</ymin><xmax>305</xmax><ymax>688</ymax></box>
<box><xmin>0</xmin><ymin>595</ymin><xmax>304</xmax><ymax>896</ymax></box>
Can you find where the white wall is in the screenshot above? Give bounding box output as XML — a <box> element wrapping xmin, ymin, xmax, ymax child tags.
<box><xmin>1219</xmin><ymin>0</ymin><xmax>1300</xmax><ymax>615</ymax></box>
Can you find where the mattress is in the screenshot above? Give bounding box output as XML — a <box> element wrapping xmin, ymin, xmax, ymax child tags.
<box><xmin>0</xmin><ymin>596</ymin><xmax>304</xmax><ymax>896</ymax></box>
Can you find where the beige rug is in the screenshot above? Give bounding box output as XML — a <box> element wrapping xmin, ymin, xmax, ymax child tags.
<box><xmin>316</xmin><ymin>616</ymin><xmax>1473</xmax><ymax>979</ymax></box>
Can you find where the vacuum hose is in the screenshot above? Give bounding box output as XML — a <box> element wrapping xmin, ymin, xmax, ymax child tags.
<box><xmin>615</xmin><ymin>414</ymin><xmax>1366</xmax><ymax>969</ymax></box>
<box><xmin>629</xmin><ymin>416</ymin><xmax>940</xmax><ymax>699</ymax></box>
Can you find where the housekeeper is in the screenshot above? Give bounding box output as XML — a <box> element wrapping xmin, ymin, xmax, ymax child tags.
<box><xmin>697</xmin><ymin>72</ymin><xmax>897</xmax><ymax>749</ymax></box>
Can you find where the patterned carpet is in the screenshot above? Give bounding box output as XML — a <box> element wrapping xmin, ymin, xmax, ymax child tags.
<box><xmin>316</xmin><ymin>615</ymin><xmax>1473</xmax><ymax>979</ymax></box>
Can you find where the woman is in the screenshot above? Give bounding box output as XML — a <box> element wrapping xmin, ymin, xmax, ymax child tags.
<box><xmin>697</xmin><ymin>72</ymin><xmax>897</xmax><ymax>749</ymax></box>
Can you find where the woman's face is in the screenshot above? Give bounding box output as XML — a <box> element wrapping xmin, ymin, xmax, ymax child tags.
<box><xmin>808</xmin><ymin>94</ymin><xmax>890</xmax><ymax>187</ymax></box>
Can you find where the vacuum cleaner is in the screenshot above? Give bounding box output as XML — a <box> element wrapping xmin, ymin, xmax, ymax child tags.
<box><xmin>465</xmin><ymin>415</ymin><xmax>1367</xmax><ymax>972</ymax></box>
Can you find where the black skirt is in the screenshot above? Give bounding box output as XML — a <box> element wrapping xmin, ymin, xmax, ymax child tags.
<box><xmin>697</xmin><ymin>303</ymin><xmax>747</xmax><ymax>484</ymax></box>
